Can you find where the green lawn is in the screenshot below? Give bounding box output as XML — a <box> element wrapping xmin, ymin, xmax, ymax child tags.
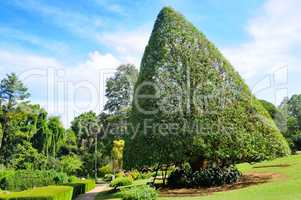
<box><xmin>96</xmin><ymin>155</ymin><xmax>301</xmax><ymax>200</ymax></box>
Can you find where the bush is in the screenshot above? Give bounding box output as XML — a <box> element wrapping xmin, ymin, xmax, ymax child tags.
<box><xmin>99</xmin><ymin>165</ymin><xmax>112</xmax><ymax>177</ymax></box>
<box><xmin>0</xmin><ymin>186</ymin><xmax>73</xmax><ymax>200</ymax></box>
<box><xmin>68</xmin><ymin>176</ymin><xmax>78</xmax><ymax>183</ymax></box>
<box><xmin>0</xmin><ymin>170</ymin><xmax>69</xmax><ymax>191</ymax></box>
<box><xmin>120</xmin><ymin>185</ymin><xmax>158</xmax><ymax>200</ymax></box>
<box><xmin>128</xmin><ymin>170</ymin><xmax>140</xmax><ymax>180</ymax></box>
<box><xmin>168</xmin><ymin>166</ymin><xmax>241</xmax><ymax>187</ymax></box>
<box><xmin>110</xmin><ymin>177</ymin><xmax>133</xmax><ymax>189</ymax></box>
<box><xmin>59</xmin><ymin>155</ymin><xmax>83</xmax><ymax>175</ymax></box>
<box><xmin>139</xmin><ymin>172</ymin><xmax>154</xmax><ymax>180</ymax></box>
<box><xmin>116</xmin><ymin>171</ymin><xmax>126</xmax><ymax>178</ymax></box>
<box><xmin>103</xmin><ymin>174</ymin><xmax>113</xmax><ymax>182</ymax></box>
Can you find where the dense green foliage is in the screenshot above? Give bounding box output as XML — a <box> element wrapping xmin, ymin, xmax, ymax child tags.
<box><xmin>0</xmin><ymin>67</ymin><xmax>137</xmax><ymax>178</ymax></box>
<box><xmin>120</xmin><ymin>185</ymin><xmax>158</xmax><ymax>200</ymax></box>
<box><xmin>0</xmin><ymin>186</ymin><xmax>73</xmax><ymax>200</ymax></box>
<box><xmin>59</xmin><ymin>155</ymin><xmax>83</xmax><ymax>175</ymax></box>
<box><xmin>99</xmin><ymin>164</ymin><xmax>113</xmax><ymax>177</ymax></box>
<box><xmin>125</xmin><ymin>7</ymin><xmax>290</xmax><ymax>170</ymax></box>
<box><xmin>104</xmin><ymin>64</ymin><xmax>138</xmax><ymax>114</ymax></box>
<box><xmin>168</xmin><ymin>166</ymin><xmax>241</xmax><ymax>187</ymax></box>
<box><xmin>279</xmin><ymin>95</ymin><xmax>301</xmax><ymax>151</ymax></box>
<box><xmin>261</xmin><ymin>96</ymin><xmax>301</xmax><ymax>152</ymax></box>
<box><xmin>110</xmin><ymin>177</ymin><xmax>133</xmax><ymax>188</ymax></box>
<box><xmin>0</xmin><ymin>73</ymin><xmax>81</xmax><ymax>173</ymax></box>
<box><xmin>259</xmin><ymin>99</ymin><xmax>286</xmax><ymax>133</ymax></box>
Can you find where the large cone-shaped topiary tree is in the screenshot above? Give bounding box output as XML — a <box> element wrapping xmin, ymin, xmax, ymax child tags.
<box><xmin>124</xmin><ymin>7</ymin><xmax>290</xmax><ymax>170</ymax></box>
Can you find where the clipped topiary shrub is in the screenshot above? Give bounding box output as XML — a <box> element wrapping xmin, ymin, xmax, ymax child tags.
<box><xmin>110</xmin><ymin>177</ymin><xmax>133</xmax><ymax>189</ymax></box>
<box><xmin>120</xmin><ymin>185</ymin><xmax>158</xmax><ymax>200</ymax></box>
<box><xmin>0</xmin><ymin>170</ymin><xmax>69</xmax><ymax>191</ymax></box>
<box><xmin>124</xmin><ymin>6</ymin><xmax>290</xmax><ymax>173</ymax></box>
<box><xmin>62</xmin><ymin>183</ymin><xmax>85</xmax><ymax>199</ymax></box>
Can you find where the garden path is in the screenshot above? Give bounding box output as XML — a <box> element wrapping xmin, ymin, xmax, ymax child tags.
<box><xmin>75</xmin><ymin>184</ymin><xmax>108</xmax><ymax>200</ymax></box>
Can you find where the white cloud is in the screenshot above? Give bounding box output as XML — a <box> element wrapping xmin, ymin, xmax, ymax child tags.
<box><xmin>0</xmin><ymin>49</ymin><xmax>120</xmax><ymax>126</ymax></box>
<box><xmin>97</xmin><ymin>27</ymin><xmax>151</xmax><ymax>66</ymax></box>
<box><xmin>222</xmin><ymin>0</ymin><xmax>301</xmax><ymax>79</ymax></box>
<box><xmin>82</xmin><ymin>51</ymin><xmax>120</xmax><ymax>69</ymax></box>
<box><xmin>0</xmin><ymin>49</ymin><xmax>62</xmax><ymax>74</ymax></box>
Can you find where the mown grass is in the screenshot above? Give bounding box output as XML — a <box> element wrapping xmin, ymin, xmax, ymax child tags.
<box><xmin>96</xmin><ymin>155</ymin><xmax>301</xmax><ymax>200</ymax></box>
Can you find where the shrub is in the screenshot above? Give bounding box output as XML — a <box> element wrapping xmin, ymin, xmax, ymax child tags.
<box><xmin>103</xmin><ymin>174</ymin><xmax>113</xmax><ymax>182</ymax></box>
<box><xmin>59</xmin><ymin>155</ymin><xmax>83</xmax><ymax>175</ymax></box>
<box><xmin>139</xmin><ymin>172</ymin><xmax>154</xmax><ymax>180</ymax></box>
<box><xmin>68</xmin><ymin>176</ymin><xmax>78</xmax><ymax>183</ymax></box>
<box><xmin>116</xmin><ymin>171</ymin><xmax>126</xmax><ymax>178</ymax></box>
<box><xmin>128</xmin><ymin>170</ymin><xmax>140</xmax><ymax>180</ymax></box>
<box><xmin>110</xmin><ymin>177</ymin><xmax>133</xmax><ymax>189</ymax></box>
<box><xmin>120</xmin><ymin>185</ymin><xmax>158</xmax><ymax>200</ymax></box>
<box><xmin>99</xmin><ymin>165</ymin><xmax>112</xmax><ymax>177</ymax></box>
<box><xmin>0</xmin><ymin>186</ymin><xmax>73</xmax><ymax>200</ymax></box>
<box><xmin>168</xmin><ymin>166</ymin><xmax>241</xmax><ymax>187</ymax></box>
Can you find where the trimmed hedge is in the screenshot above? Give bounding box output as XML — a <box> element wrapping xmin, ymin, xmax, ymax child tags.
<box><xmin>62</xmin><ymin>183</ymin><xmax>85</xmax><ymax>199</ymax></box>
<box><xmin>62</xmin><ymin>180</ymin><xmax>95</xmax><ymax>199</ymax></box>
<box><xmin>0</xmin><ymin>186</ymin><xmax>73</xmax><ymax>200</ymax></box>
<box><xmin>0</xmin><ymin>170</ymin><xmax>69</xmax><ymax>191</ymax></box>
<box><xmin>74</xmin><ymin>180</ymin><xmax>95</xmax><ymax>192</ymax></box>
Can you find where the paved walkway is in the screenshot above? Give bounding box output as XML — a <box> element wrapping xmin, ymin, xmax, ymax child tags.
<box><xmin>75</xmin><ymin>184</ymin><xmax>108</xmax><ymax>200</ymax></box>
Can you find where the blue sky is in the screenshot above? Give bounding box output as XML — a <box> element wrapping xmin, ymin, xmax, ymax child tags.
<box><xmin>0</xmin><ymin>0</ymin><xmax>300</xmax><ymax>126</ymax></box>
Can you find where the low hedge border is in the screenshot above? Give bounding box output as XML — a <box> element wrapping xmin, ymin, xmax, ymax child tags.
<box><xmin>74</xmin><ymin>180</ymin><xmax>95</xmax><ymax>192</ymax></box>
<box><xmin>62</xmin><ymin>183</ymin><xmax>85</xmax><ymax>199</ymax></box>
<box><xmin>0</xmin><ymin>186</ymin><xmax>73</xmax><ymax>200</ymax></box>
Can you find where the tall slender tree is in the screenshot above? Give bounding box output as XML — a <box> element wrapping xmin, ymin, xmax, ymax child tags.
<box><xmin>48</xmin><ymin>116</ymin><xmax>64</xmax><ymax>158</ymax></box>
<box><xmin>0</xmin><ymin>73</ymin><xmax>30</xmax><ymax>163</ymax></box>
